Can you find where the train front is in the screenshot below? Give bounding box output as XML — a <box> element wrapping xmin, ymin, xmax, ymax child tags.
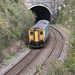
<box><xmin>29</xmin><ymin>28</ymin><xmax>44</xmax><ymax>47</ymax></box>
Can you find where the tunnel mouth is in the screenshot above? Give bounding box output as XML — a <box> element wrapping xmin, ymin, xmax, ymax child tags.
<box><xmin>30</xmin><ymin>6</ymin><xmax>51</xmax><ymax>22</ymax></box>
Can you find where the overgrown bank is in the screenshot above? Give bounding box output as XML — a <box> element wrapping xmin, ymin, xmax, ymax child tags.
<box><xmin>0</xmin><ymin>0</ymin><xmax>35</xmax><ymax>63</ymax></box>
<box><xmin>49</xmin><ymin>0</ymin><xmax>75</xmax><ymax>74</ymax></box>
<box><xmin>55</xmin><ymin>0</ymin><xmax>75</xmax><ymax>74</ymax></box>
<box><xmin>36</xmin><ymin>0</ymin><xmax>75</xmax><ymax>75</ymax></box>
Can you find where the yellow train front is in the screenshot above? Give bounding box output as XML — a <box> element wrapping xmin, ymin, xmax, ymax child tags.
<box><xmin>29</xmin><ymin>20</ymin><xmax>50</xmax><ymax>48</ymax></box>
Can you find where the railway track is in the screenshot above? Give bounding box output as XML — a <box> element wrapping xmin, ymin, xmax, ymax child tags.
<box><xmin>3</xmin><ymin>26</ymin><xmax>64</xmax><ymax>75</ymax></box>
<box><xmin>49</xmin><ymin>26</ymin><xmax>64</xmax><ymax>61</ymax></box>
<box><xmin>34</xmin><ymin>25</ymin><xmax>64</xmax><ymax>75</ymax></box>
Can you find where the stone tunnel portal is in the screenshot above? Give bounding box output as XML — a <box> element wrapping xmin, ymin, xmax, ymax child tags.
<box><xmin>30</xmin><ymin>6</ymin><xmax>51</xmax><ymax>22</ymax></box>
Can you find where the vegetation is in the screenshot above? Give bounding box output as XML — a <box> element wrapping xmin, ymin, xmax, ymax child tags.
<box><xmin>0</xmin><ymin>0</ymin><xmax>35</xmax><ymax>63</ymax></box>
<box><xmin>49</xmin><ymin>0</ymin><xmax>75</xmax><ymax>74</ymax></box>
<box><xmin>36</xmin><ymin>0</ymin><xmax>75</xmax><ymax>75</ymax></box>
<box><xmin>55</xmin><ymin>0</ymin><xmax>75</xmax><ymax>74</ymax></box>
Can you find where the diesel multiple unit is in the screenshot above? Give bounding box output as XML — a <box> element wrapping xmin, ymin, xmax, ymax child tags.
<box><xmin>29</xmin><ymin>20</ymin><xmax>50</xmax><ymax>47</ymax></box>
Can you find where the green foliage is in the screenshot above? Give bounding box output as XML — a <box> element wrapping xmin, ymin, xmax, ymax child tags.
<box><xmin>4</xmin><ymin>56</ymin><xmax>16</xmax><ymax>63</ymax></box>
<box><xmin>14</xmin><ymin>0</ymin><xmax>18</xmax><ymax>3</ymax></box>
<box><xmin>36</xmin><ymin>65</ymin><xmax>42</xmax><ymax>73</ymax></box>
<box><xmin>60</xmin><ymin>0</ymin><xmax>75</xmax><ymax>74</ymax></box>
<box><xmin>64</xmin><ymin>29</ymin><xmax>75</xmax><ymax>74</ymax></box>
<box><xmin>51</xmin><ymin>0</ymin><xmax>75</xmax><ymax>75</ymax></box>
<box><xmin>0</xmin><ymin>0</ymin><xmax>35</xmax><ymax>51</ymax></box>
<box><xmin>45</xmin><ymin>62</ymin><xmax>71</xmax><ymax>75</ymax></box>
<box><xmin>55</xmin><ymin>0</ymin><xmax>75</xmax><ymax>28</ymax></box>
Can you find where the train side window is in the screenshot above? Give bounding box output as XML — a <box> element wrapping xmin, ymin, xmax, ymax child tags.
<box><xmin>40</xmin><ymin>31</ymin><xmax>43</xmax><ymax>35</ymax></box>
<box><xmin>30</xmin><ymin>32</ymin><xmax>33</xmax><ymax>35</ymax></box>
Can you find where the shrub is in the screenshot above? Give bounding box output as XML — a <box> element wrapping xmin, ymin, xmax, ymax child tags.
<box><xmin>0</xmin><ymin>0</ymin><xmax>35</xmax><ymax>51</ymax></box>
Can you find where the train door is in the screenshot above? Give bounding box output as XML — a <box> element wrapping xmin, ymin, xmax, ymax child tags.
<box><xmin>34</xmin><ymin>30</ymin><xmax>39</xmax><ymax>42</ymax></box>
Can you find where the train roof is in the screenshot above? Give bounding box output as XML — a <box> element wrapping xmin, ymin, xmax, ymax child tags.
<box><xmin>31</xmin><ymin>20</ymin><xmax>49</xmax><ymax>29</ymax></box>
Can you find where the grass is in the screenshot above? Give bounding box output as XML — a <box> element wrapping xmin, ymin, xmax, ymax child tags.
<box><xmin>4</xmin><ymin>56</ymin><xmax>16</xmax><ymax>63</ymax></box>
<box><xmin>55</xmin><ymin>24</ymin><xmax>70</xmax><ymax>35</ymax></box>
<box><xmin>3</xmin><ymin>46</ymin><xmax>30</xmax><ymax>64</ymax></box>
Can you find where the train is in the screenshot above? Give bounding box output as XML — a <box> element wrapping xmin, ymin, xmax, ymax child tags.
<box><xmin>29</xmin><ymin>20</ymin><xmax>50</xmax><ymax>47</ymax></box>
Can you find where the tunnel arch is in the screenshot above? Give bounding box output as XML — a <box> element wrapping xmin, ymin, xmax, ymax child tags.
<box><xmin>29</xmin><ymin>4</ymin><xmax>52</xmax><ymax>22</ymax></box>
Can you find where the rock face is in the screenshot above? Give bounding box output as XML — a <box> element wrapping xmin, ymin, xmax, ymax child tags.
<box><xmin>23</xmin><ymin>0</ymin><xmax>64</xmax><ymax>21</ymax></box>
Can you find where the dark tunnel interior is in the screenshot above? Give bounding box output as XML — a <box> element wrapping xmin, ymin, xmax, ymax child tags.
<box><xmin>30</xmin><ymin>6</ymin><xmax>51</xmax><ymax>22</ymax></box>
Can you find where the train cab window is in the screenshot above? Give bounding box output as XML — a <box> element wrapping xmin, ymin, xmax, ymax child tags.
<box><xmin>40</xmin><ymin>31</ymin><xmax>43</xmax><ymax>35</ymax></box>
<box><xmin>30</xmin><ymin>32</ymin><xmax>33</xmax><ymax>35</ymax></box>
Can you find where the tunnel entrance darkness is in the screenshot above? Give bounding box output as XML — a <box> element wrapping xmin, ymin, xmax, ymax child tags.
<box><xmin>30</xmin><ymin>6</ymin><xmax>51</xmax><ymax>22</ymax></box>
